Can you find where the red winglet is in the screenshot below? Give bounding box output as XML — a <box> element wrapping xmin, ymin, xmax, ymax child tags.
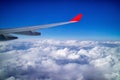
<box><xmin>70</xmin><ymin>14</ymin><xmax>82</xmax><ymax>22</ymax></box>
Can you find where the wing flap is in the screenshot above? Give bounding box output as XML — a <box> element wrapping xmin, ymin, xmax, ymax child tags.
<box><xmin>14</xmin><ymin>31</ymin><xmax>41</xmax><ymax>36</ymax></box>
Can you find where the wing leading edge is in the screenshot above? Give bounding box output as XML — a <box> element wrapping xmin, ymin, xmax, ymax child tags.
<box><xmin>0</xmin><ymin>14</ymin><xmax>82</xmax><ymax>41</ymax></box>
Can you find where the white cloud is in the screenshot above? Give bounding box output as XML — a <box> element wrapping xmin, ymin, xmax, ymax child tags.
<box><xmin>0</xmin><ymin>39</ymin><xmax>120</xmax><ymax>80</ymax></box>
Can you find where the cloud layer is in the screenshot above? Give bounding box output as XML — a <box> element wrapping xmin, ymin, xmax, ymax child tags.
<box><xmin>0</xmin><ymin>39</ymin><xmax>120</xmax><ymax>80</ymax></box>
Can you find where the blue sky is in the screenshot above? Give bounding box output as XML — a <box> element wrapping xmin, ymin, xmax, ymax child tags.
<box><xmin>0</xmin><ymin>0</ymin><xmax>120</xmax><ymax>40</ymax></box>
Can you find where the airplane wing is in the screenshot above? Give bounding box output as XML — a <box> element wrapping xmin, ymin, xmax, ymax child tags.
<box><xmin>0</xmin><ymin>14</ymin><xmax>82</xmax><ymax>41</ymax></box>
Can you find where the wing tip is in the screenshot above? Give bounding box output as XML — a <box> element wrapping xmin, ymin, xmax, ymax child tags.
<box><xmin>69</xmin><ymin>14</ymin><xmax>82</xmax><ymax>22</ymax></box>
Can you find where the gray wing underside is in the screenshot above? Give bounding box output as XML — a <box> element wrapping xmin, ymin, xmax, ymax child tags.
<box><xmin>0</xmin><ymin>21</ymin><xmax>74</xmax><ymax>34</ymax></box>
